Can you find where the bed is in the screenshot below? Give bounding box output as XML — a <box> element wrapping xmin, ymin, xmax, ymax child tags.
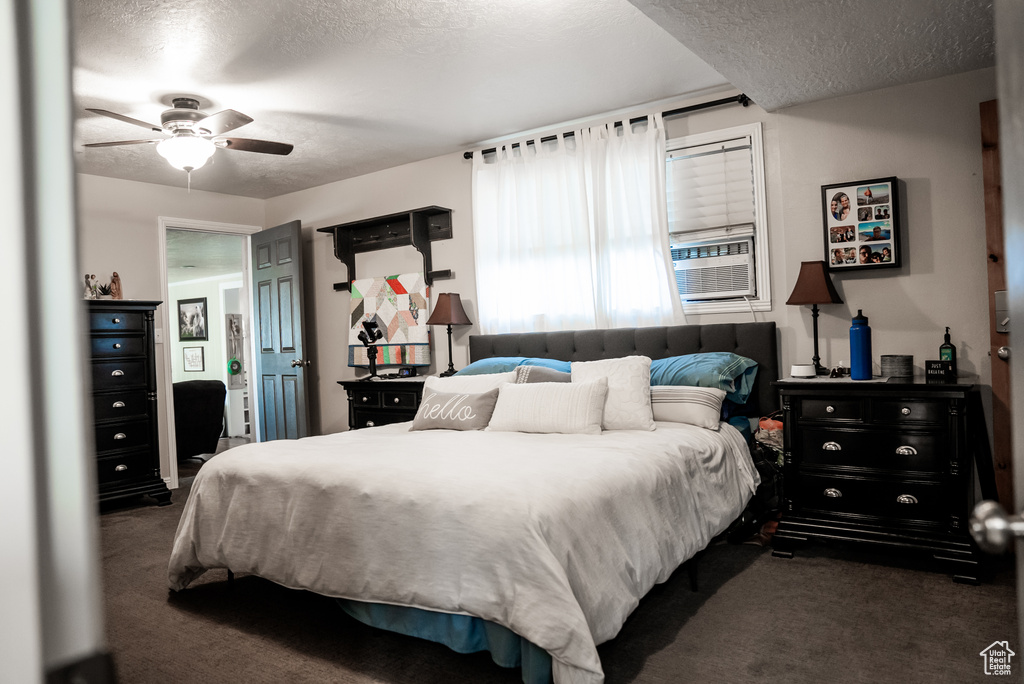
<box><xmin>168</xmin><ymin>322</ymin><xmax>778</xmax><ymax>684</ymax></box>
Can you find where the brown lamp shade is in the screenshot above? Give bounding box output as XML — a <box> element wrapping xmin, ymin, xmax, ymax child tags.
<box><xmin>786</xmin><ymin>261</ymin><xmax>843</xmax><ymax>306</ymax></box>
<box><xmin>426</xmin><ymin>293</ymin><xmax>472</xmax><ymax>326</ymax></box>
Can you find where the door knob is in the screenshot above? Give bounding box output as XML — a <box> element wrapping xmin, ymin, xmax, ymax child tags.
<box><xmin>970</xmin><ymin>500</ymin><xmax>1024</xmax><ymax>553</ymax></box>
<box><xmin>290</xmin><ymin>359</ymin><xmax>307</xmax><ymax>368</ymax></box>
<box><xmin>997</xmin><ymin>346</ymin><xmax>1010</xmax><ymax>361</ymax></box>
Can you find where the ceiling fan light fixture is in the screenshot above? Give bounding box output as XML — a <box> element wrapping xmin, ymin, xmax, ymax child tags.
<box><xmin>157</xmin><ymin>134</ymin><xmax>216</xmax><ymax>171</ymax></box>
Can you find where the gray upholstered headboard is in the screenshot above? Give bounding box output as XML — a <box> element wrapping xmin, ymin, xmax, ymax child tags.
<box><xmin>468</xmin><ymin>322</ymin><xmax>779</xmax><ymax>417</ymax></box>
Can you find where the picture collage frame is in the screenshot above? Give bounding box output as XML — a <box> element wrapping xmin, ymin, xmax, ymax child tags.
<box><xmin>822</xmin><ymin>176</ymin><xmax>901</xmax><ymax>272</ymax></box>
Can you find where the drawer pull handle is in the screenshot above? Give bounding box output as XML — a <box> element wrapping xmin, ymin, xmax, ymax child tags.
<box><xmin>901</xmin><ymin>407</ymin><xmax>911</xmax><ymax>416</ymax></box>
<box><xmin>825</xmin><ymin>405</ymin><xmax>835</xmax><ymax>413</ymax></box>
<box><xmin>114</xmin><ymin>464</ymin><xmax>127</xmax><ymax>472</ymax></box>
<box><xmin>822</xmin><ymin>441</ymin><xmax>841</xmax><ymax>451</ymax></box>
<box><xmin>896</xmin><ymin>445</ymin><xmax>917</xmax><ymax>456</ymax></box>
<box><xmin>361</xmin><ymin>396</ymin><xmax>369</xmax><ymax>403</ymax></box>
<box><xmin>393</xmin><ymin>397</ymin><xmax>400</xmax><ymax>404</ymax></box>
<box><xmin>365</xmin><ymin>420</ymin><xmax>375</xmax><ymax>427</ymax></box>
<box><xmin>896</xmin><ymin>494</ymin><xmax>918</xmax><ymax>505</ymax></box>
<box><xmin>824</xmin><ymin>488</ymin><xmax>842</xmax><ymax>498</ymax></box>
<box><xmin>112</xmin><ymin>401</ymin><xmax>125</xmax><ymax>408</ymax></box>
<box><xmin>112</xmin><ymin>318</ymin><xmax>120</xmax><ymax>324</ymax></box>
<box><xmin>111</xmin><ymin>369</ymin><xmax>124</xmax><ymax>377</ymax></box>
<box><xmin>114</xmin><ymin>433</ymin><xmax>127</xmax><ymax>440</ymax></box>
<box><xmin>113</xmin><ymin>343</ymin><xmax>122</xmax><ymax>349</ymax></box>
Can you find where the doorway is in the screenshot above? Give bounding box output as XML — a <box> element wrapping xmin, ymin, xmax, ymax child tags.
<box><xmin>158</xmin><ymin>217</ymin><xmax>263</xmax><ymax>488</ymax></box>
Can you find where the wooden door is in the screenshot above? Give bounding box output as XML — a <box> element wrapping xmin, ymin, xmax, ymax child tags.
<box><xmin>980</xmin><ymin>99</ymin><xmax>1013</xmax><ymax>506</ymax></box>
<box><xmin>252</xmin><ymin>221</ymin><xmax>310</xmax><ymax>441</ymax></box>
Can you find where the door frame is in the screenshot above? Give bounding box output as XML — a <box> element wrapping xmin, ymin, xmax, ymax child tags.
<box><xmin>157</xmin><ymin>216</ymin><xmax>263</xmax><ymax>489</ymax></box>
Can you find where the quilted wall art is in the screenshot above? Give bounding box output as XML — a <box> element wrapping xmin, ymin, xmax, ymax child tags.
<box><xmin>349</xmin><ymin>273</ymin><xmax>431</xmax><ymax>367</ymax></box>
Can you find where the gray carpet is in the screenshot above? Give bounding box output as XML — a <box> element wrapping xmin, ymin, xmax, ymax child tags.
<box><xmin>100</xmin><ymin>467</ymin><xmax>1020</xmax><ymax>683</ymax></box>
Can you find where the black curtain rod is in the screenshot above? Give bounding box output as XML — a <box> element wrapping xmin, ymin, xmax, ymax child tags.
<box><xmin>463</xmin><ymin>93</ymin><xmax>750</xmax><ymax>159</ymax></box>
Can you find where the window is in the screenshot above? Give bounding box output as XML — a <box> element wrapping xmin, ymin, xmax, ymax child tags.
<box><xmin>665</xmin><ymin>122</ymin><xmax>770</xmax><ymax>314</ymax></box>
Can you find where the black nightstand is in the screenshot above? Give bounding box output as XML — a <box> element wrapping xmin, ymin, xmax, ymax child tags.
<box><xmin>771</xmin><ymin>378</ymin><xmax>997</xmax><ymax>583</ymax></box>
<box><xmin>339</xmin><ymin>379</ymin><xmax>425</xmax><ymax>429</ymax></box>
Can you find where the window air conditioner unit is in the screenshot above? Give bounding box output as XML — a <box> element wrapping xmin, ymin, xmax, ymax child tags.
<box><xmin>670</xmin><ymin>236</ymin><xmax>755</xmax><ymax>300</ymax></box>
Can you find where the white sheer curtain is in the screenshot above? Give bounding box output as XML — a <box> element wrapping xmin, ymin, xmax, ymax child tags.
<box><xmin>472</xmin><ymin>114</ymin><xmax>684</xmax><ymax>334</ymax></box>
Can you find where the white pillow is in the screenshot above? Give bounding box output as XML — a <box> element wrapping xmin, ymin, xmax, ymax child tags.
<box><xmin>570</xmin><ymin>356</ymin><xmax>655</xmax><ymax>431</ymax></box>
<box><xmin>650</xmin><ymin>385</ymin><xmax>726</xmax><ymax>430</ymax></box>
<box><xmin>486</xmin><ymin>378</ymin><xmax>608</xmax><ymax>435</ymax></box>
<box><xmin>424</xmin><ymin>371</ymin><xmax>515</xmax><ymax>394</ymax></box>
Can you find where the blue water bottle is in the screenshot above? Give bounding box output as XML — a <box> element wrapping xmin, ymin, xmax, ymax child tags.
<box><xmin>850</xmin><ymin>309</ymin><xmax>872</xmax><ymax>380</ymax></box>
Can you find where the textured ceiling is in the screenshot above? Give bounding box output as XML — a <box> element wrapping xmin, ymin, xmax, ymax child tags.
<box><xmin>72</xmin><ymin>0</ymin><xmax>994</xmax><ymax>200</ymax></box>
<box><xmin>627</xmin><ymin>0</ymin><xmax>994</xmax><ymax>112</ymax></box>
<box><xmin>72</xmin><ymin>0</ymin><xmax>728</xmax><ymax>199</ymax></box>
<box><xmin>165</xmin><ymin>229</ymin><xmax>246</xmax><ymax>284</ymax></box>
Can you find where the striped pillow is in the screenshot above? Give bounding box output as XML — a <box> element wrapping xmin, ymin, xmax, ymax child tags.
<box><xmin>650</xmin><ymin>386</ymin><xmax>727</xmax><ymax>430</ymax></box>
<box><xmin>486</xmin><ymin>378</ymin><xmax>608</xmax><ymax>435</ymax></box>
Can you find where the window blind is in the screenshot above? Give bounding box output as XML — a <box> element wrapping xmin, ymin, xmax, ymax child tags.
<box><xmin>666</xmin><ymin>135</ymin><xmax>756</xmax><ymax>235</ymax></box>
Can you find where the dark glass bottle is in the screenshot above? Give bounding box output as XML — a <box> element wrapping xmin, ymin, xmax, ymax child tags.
<box><xmin>939</xmin><ymin>326</ymin><xmax>957</xmax><ymax>378</ymax></box>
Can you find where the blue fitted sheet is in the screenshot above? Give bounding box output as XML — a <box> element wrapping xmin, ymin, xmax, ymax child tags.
<box><xmin>338</xmin><ymin>599</ymin><xmax>552</xmax><ymax>684</ymax></box>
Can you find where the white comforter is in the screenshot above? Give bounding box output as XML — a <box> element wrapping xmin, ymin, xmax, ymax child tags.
<box><xmin>168</xmin><ymin>421</ymin><xmax>758</xmax><ymax>684</ymax></box>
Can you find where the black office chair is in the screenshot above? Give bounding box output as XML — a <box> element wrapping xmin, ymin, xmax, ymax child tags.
<box><xmin>172</xmin><ymin>380</ymin><xmax>226</xmax><ymax>462</ymax></box>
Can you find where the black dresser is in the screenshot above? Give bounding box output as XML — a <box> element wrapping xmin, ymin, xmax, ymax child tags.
<box><xmin>338</xmin><ymin>379</ymin><xmax>425</xmax><ymax>429</ymax></box>
<box><xmin>772</xmin><ymin>379</ymin><xmax>997</xmax><ymax>583</ymax></box>
<box><xmin>88</xmin><ymin>300</ymin><xmax>171</xmax><ymax>506</ymax></box>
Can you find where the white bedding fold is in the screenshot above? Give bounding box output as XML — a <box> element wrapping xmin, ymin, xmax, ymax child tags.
<box><xmin>168</xmin><ymin>421</ymin><xmax>757</xmax><ymax>684</ymax></box>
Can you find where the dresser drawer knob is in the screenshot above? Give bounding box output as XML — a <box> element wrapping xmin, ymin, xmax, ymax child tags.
<box><xmin>111</xmin><ymin>369</ymin><xmax>124</xmax><ymax>377</ymax></box>
<box><xmin>895</xmin><ymin>445</ymin><xmax>918</xmax><ymax>456</ymax></box>
<box><xmin>901</xmin><ymin>407</ymin><xmax>911</xmax><ymax>415</ymax></box>
<box><xmin>393</xmin><ymin>397</ymin><xmax>400</xmax><ymax>404</ymax></box>
<box><xmin>365</xmin><ymin>420</ymin><xmax>375</xmax><ymax>427</ymax></box>
<box><xmin>113</xmin><ymin>343</ymin><xmax>121</xmax><ymax>349</ymax></box>
<box><xmin>114</xmin><ymin>432</ymin><xmax>127</xmax><ymax>440</ymax></box>
<box><xmin>896</xmin><ymin>494</ymin><xmax>918</xmax><ymax>504</ymax></box>
<box><xmin>824</xmin><ymin>488</ymin><xmax>842</xmax><ymax>498</ymax></box>
<box><xmin>112</xmin><ymin>401</ymin><xmax>125</xmax><ymax>408</ymax></box>
<box><xmin>114</xmin><ymin>464</ymin><xmax>127</xmax><ymax>472</ymax></box>
<box><xmin>825</xmin><ymin>405</ymin><xmax>835</xmax><ymax>413</ymax></box>
<box><xmin>112</xmin><ymin>318</ymin><xmax>120</xmax><ymax>324</ymax></box>
<box><xmin>361</xmin><ymin>396</ymin><xmax>369</xmax><ymax>403</ymax></box>
<box><xmin>822</xmin><ymin>441</ymin><xmax>842</xmax><ymax>451</ymax></box>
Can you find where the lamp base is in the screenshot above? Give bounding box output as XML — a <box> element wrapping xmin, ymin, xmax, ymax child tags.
<box><xmin>815</xmin><ymin>364</ymin><xmax>830</xmax><ymax>376</ymax></box>
<box><xmin>439</xmin><ymin>368</ymin><xmax>457</xmax><ymax>377</ymax></box>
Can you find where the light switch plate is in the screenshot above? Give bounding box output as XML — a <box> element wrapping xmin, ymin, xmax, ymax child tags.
<box><xmin>154</xmin><ymin>327</ymin><xmax>164</xmax><ymax>344</ymax></box>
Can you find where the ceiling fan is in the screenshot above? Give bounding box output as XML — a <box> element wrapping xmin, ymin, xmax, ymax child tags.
<box><xmin>84</xmin><ymin>97</ymin><xmax>293</xmax><ymax>174</ymax></box>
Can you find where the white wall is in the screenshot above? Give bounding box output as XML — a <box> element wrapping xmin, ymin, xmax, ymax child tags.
<box><xmin>265</xmin><ymin>153</ymin><xmax>474</xmax><ymax>435</ymax></box>
<box><xmin>76</xmin><ymin>174</ymin><xmax>264</xmax><ymax>479</ymax></box>
<box><xmin>168</xmin><ymin>274</ymin><xmax>241</xmax><ymax>384</ymax></box>
<box><xmin>264</xmin><ymin>68</ymin><xmax>996</xmax><ymax>436</ymax></box>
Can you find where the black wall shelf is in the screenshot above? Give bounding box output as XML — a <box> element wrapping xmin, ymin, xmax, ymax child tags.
<box><xmin>316</xmin><ymin>206</ymin><xmax>453</xmax><ymax>291</ymax></box>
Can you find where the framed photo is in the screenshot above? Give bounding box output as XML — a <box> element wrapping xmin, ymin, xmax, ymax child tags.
<box><xmin>177</xmin><ymin>297</ymin><xmax>208</xmax><ymax>341</ymax></box>
<box><xmin>822</xmin><ymin>176</ymin><xmax>901</xmax><ymax>272</ymax></box>
<box><xmin>182</xmin><ymin>346</ymin><xmax>205</xmax><ymax>372</ymax></box>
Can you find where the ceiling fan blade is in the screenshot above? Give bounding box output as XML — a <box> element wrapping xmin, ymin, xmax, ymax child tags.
<box><xmin>86</xmin><ymin>108</ymin><xmax>162</xmax><ymax>132</ymax></box>
<box><xmin>198</xmin><ymin>109</ymin><xmax>254</xmax><ymax>136</ymax></box>
<box><xmin>83</xmin><ymin>139</ymin><xmax>163</xmax><ymax>148</ymax></box>
<box><xmin>219</xmin><ymin>138</ymin><xmax>293</xmax><ymax>155</ymax></box>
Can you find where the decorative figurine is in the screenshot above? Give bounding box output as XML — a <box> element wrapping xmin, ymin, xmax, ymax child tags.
<box><xmin>83</xmin><ymin>273</ymin><xmax>95</xmax><ymax>299</ymax></box>
<box><xmin>110</xmin><ymin>271</ymin><xmax>123</xmax><ymax>300</ymax></box>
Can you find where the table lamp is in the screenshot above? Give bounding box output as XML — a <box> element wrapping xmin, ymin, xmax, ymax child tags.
<box><xmin>786</xmin><ymin>260</ymin><xmax>843</xmax><ymax>375</ymax></box>
<box><xmin>426</xmin><ymin>293</ymin><xmax>472</xmax><ymax>377</ymax></box>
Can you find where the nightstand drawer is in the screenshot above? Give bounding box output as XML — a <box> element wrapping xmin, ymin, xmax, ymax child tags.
<box><xmin>351</xmin><ymin>391</ymin><xmax>381</xmax><ymax>408</ymax></box>
<box><xmin>382</xmin><ymin>391</ymin><xmax>418</xmax><ymax>409</ymax></box>
<box><xmin>800</xmin><ymin>398</ymin><xmax>862</xmax><ymax>421</ymax></box>
<box><xmin>800</xmin><ymin>428</ymin><xmax>948</xmax><ymax>473</ymax></box>
<box><xmin>872</xmin><ymin>399</ymin><xmax>945</xmax><ymax>425</ymax></box>
<box><xmin>351</xmin><ymin>408</ymin><xmax>416</xmax><ymax>429</ymax></box>
<box><xmin>796</xmin><ymin>474</ymin><xmax>945</xmax><ymax>524</ymax></box>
